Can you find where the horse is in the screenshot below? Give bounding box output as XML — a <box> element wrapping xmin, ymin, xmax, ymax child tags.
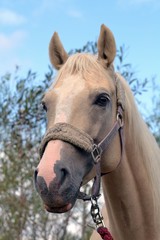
<box><xmin>34</xmin><ymin>24</ymin><xmax>160</xmax><ymax>239</ymax></box>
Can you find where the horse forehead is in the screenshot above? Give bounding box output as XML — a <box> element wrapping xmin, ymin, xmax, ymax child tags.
<box><xmin>53</xmin><ymin>73</ymin><xmax>113</xmax><ymax>97</ymax></box>
<box><xmin>54</xmin><ymin>75</ymin><xmax>86</xmax><ymax>98</ymax></box>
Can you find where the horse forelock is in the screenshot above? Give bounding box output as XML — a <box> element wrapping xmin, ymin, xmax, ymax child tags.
<box><xmin>54</xmin><ymin>53</ymin><xmax>115</xmax><ymax>84</ymax></box>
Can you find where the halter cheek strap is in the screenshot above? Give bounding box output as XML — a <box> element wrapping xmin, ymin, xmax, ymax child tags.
<box><xmin>91</xmin><ymin>105</ymin><xmax>123</xmax><ymax>164</ymax></box>
<box><xmin>78</xmin><ymin>105</ymin><xmax>124</xmax><ymax>201</ymax></box>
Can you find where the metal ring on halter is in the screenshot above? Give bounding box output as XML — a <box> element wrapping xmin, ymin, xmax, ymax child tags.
<box><xmin>117</xmin><ymin>111</ymin><xmax>124</xmax><ymax>127</ymax></box>
<box><xmin>91</xmin><ymin>144</ymin><xmax>102</xmax><ymax>163</ymax></box>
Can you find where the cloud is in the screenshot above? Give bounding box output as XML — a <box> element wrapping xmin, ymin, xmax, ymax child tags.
<box><xmin>0</xmin><ymin>55</ymin><xmax>32</xmax><ymax>74</ymax></box>
<box><xmin>67</xmin><ymin>9</ymin><xmax>83</xmax><ymax>19</ymax></box>
<box><xmin>33</xmin><ymin>0</ymin><xmax>82</xmax><ymax>18</ymax></box>
<box><xmin>0</xmin><ymin>30</ymin><xmax>31</xmax><ymax>73</ymax></box>
<box><xmin>0</xmin><ymin>8</ymin><xmax>27</xmax><ymax>26</ymax></box>
<box><xmin>33</xmin><ymin>0</ymin><xmax>59</xmax><ymax>16</ymax></box>
<box><xmin>0</xmin><ymin>30</ymin><xmax>27</xmax><ymax>52</ymax></box>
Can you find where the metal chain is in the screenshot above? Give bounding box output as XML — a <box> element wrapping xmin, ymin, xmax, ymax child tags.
<box><xmin>90</xmin><ymin>197</ymin><xmax>105</xmax><ymax>229</ymax></box>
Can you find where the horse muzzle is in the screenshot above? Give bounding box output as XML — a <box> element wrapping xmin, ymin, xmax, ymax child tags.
<box><xmin>34</xmin><ymin>117</ymin><xmax>124</xmax><ymax>213</ymax></box>
<box><xmin>34</xmin><ymin>133</ymin><xmax>94</xmax><ymax>213</ymax></box>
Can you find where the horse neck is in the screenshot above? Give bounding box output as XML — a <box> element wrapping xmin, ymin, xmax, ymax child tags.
<box><xmin>102</xmin><ymin>79</ymin><xmax>160</xmax><ymax>239</ymax></box>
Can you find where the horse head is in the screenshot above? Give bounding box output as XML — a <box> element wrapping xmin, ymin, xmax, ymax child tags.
<box><xmin>34</xmin><ymin>24</ymin><xmax>124</xmax><ymax>213</ymax></box>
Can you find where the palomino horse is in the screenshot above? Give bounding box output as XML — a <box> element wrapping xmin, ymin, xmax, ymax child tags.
<box><xmin>34</xmin><ymin>24</ymin><xmax>160</xmax><ymax>239</ymax></box>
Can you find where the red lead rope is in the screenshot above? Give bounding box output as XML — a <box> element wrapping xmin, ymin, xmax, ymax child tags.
<box><xmin>97</xmin><ymin>226</ymin><xmax>113</xmax><ymax>240</ymax></box>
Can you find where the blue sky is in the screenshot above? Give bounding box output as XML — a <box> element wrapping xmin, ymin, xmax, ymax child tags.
<box><xmin>0</xmin><ymin>0</ymin><xmax>160</xmax><ymax>85</ymax></box>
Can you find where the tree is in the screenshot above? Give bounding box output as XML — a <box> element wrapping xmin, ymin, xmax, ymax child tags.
<box><xmin>0</xmin><ymin>67</ymin><xmax>81</xmax><ymax>240</ymax></box>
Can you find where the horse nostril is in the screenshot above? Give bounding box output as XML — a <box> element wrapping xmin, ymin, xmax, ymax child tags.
<box><xmin>60</xmin><ymin>168</ymin><xmax>69</xmax><ymax>184</ymax></box>
<box><xmin>54</xmin><ymin>164</ymin><xmax>70</xmax><ymax>185</ymax></box>
<box><xmin>34</xmin><ymin>169</ymin><xmax>48</xmax><ymax>195</ymax></box>
<box><xmin>36</xmin><ymin>176</ymin><xmax>48</xmax><ymax>195</ymax></box>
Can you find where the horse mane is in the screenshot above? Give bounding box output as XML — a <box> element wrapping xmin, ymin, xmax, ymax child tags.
<box><xmin>117</xmin><ymin>73</ymin><xmax>160</xmax><ymax>217</ymax></box>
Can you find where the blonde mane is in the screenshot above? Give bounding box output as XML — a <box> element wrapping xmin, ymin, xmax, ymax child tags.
<box><xmin>117</xmin><ymin>73</ymin><xmax>160</xmax><ymax>217</ymax></box>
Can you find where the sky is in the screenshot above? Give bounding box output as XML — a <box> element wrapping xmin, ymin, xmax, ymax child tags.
<box><xmin>0</xmin><ymin>0</ymin><xmax>160</xmax><ymax>87</ymax></box>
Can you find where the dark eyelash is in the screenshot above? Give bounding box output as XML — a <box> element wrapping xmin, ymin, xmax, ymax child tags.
<box><xmin>94</xmin><ymin>94</ymin><xmax>110</xmax><ymax>107</ymax></box>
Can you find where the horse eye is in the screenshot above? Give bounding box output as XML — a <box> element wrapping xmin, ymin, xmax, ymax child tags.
<box><xmin>41</xmin><ymin>101</ymin><xmax>47</xmax><ymax>112</ymax></box>
<box><xmin>94</xmin><ymin>94</ymin><xmax>110</xmax><ymax>107</ymax></box>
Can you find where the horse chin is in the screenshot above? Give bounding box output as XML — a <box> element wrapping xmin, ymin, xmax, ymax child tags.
<box><xmin>42</xmin><ymin>187</ymin><xmax>79</xmax><ymax>213</ymax></box>
<box><xmin>44</xmin><ymin>202</ymin><xmax>73</xmax><ymax>213</ymax></box>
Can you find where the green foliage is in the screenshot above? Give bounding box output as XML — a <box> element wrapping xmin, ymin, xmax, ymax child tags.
<box><xmin>0</xmin><ymin>67</ymin><xmax>53</xmax><ymax>239</ymax></box>
<box><xmin>0</xmin><ymin>66</ymin><xmax>92</xmax><ymax>240</ymax></box>
<box><xmin>146</xmin><ymin>82</ymin><xmax>160</xmax><ymax>146</ymax></box>
<box><xmin>116</xmin><ymin>45</ymin><xmax>148</xmax><ymax>97</ymax></box>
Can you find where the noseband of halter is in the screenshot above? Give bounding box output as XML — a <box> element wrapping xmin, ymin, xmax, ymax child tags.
<box><xmin>39</xmin><ymin>122</ymin><xmax>94</xmax><ymax>158</ymax></box>
<box><xmin>39</xmin><ymin>74</ymin><xmax>125</xmax><ymax>200</ymax></box>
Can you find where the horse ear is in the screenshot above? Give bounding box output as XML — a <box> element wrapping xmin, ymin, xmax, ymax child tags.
<box><xmin>98</xmin><ymin>24</ymin><xmax>116</xmax><ymax>67</ymax></box>
<box><xmin>49</xmin><ymin>32</ymin><xmax>68</xmax><ymax>70</ymax></box>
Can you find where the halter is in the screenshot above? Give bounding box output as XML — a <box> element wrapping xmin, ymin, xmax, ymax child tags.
<box><xmin>39</xmin><ymin>74</ymin><xmax>125</xmax><ymax>239</ymax></box>
<box><xmin>40</xmin><ymin>104</ymin><xmax>124</xmax><ymax>195</ymax></box>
